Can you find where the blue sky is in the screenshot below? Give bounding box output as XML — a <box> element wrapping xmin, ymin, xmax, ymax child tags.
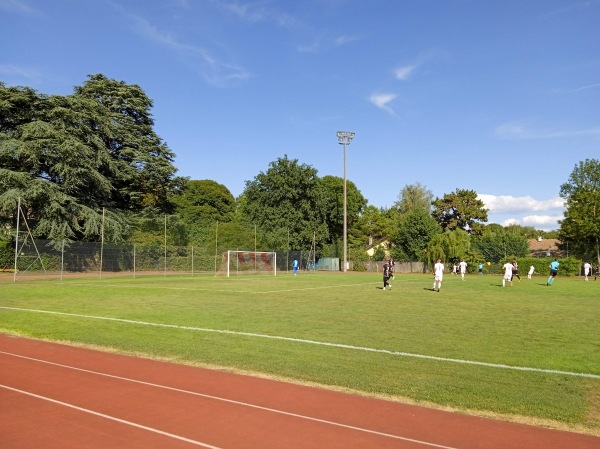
<box><xmin>2</xmin><ymin>0</ymin><xmax>599</xmax><ymax>231</ymax></box>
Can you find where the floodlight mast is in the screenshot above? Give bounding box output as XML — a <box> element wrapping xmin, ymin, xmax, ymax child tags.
<box><xmin>336</xmin><ymin>131</ymin><xmax>355</xmax><ymax>273</ymax></box>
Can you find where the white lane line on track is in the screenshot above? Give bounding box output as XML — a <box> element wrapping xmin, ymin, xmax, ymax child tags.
<box><xmin>2</xmin><ymin>306</ymin><xmax>599</xmax><ymax>380</ymax></box>
<box><xmin>0</xmin><ymin>351</ymin><xmax>458</xmax><ymax>449</ymax></box>
<box><xmin>0</xmin><ymin>383</ymin><xmax>224</xmax><ymax>449</ymax></box>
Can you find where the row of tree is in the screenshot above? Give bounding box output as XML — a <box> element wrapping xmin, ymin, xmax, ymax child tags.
<box><xmin>1</xmin><ymin>75</ymin><xmax>598</xmax><ymax>267</ymax></box>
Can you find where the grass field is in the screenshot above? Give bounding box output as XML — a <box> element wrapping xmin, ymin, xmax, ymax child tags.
<box><xmin>1</xmin><ymin>270</ymin><xmax>599</xmax><ymax>435</ymax></box>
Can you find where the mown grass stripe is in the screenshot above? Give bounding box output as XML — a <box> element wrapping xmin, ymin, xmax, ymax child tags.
<box><xmin>2</xmin><ymin>306</ymin><xmax>598</xmax><ymax>380</ymax></box>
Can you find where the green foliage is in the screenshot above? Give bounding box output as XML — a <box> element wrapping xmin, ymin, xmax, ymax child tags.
<box><xmin>393</xmin><ymin>182</ymin><xmax>433</xmax><ymax>215</ymax></box>
<box><xmin>425</xmin><ymin>229</ymin><xmax>472</xmax><ymax>266</ymax></box>
<box><xmin>320</xmin><ymin>175</ymin><xmax>367</xmax><ymax>245</ymax></box>
<box><xmin>172</xmin><ymin>179</ymin><xmax>235</xmax><ymax>226</ymax></box>
<box><xmin>558</xmin><ymin>159</ymin><xmax>600</xmax><ymax>265</ymax></box>
<box><xmin>472</xmin><ymin>227</ymin><xmax>529</xmax><ymax>263</ymax></box>
<box><xmin>350</xmin><ymin>205</ymin><xmax>394</xmax><ymax>248</ymax></box>
<box><xmin>0</xmin><ymin>239</ymin><xmax>13</xmax><ymax>270</ymax></box>
<box><xmin>372</xmin><ymin>246</ymin><xmax>386</xmax><ymax>261</ymax></box>
<box><xmin>241</xmin><ymin>155</ymin><xmax>329</xmax><ymax>251</ymax></box>
<box><xmin>348</xmin><ymin>247</ymin><xmax>369</xmax><ymax>271</ymax></box>
<box><xmin>392</xmin><ymin>208</ymin><xmax>441</xmax><ymax>261</ymax></box>
<box><xmin>431</xmin><ymin>188</ymin><xmax>489</xmax><ymax>235</ymax></box>
<box><xmin>0</xmin><ymin>76</ymin><xmax>184</xmax><ymax>244</ymax></box>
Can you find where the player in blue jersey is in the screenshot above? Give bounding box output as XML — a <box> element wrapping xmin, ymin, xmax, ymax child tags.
<box><xmin>547</xmin><ymin>259</ymin><xmax>559</xmax><ymax>286</ymax></box>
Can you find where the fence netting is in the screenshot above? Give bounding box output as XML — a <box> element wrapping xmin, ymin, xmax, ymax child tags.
<box><xmin>8</xmin><ymin>239</ymin><xmax>323</xmax><ymax>279</ymax></box>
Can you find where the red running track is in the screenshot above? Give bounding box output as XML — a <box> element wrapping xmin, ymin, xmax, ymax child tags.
<box><xmin>1</xmin><ymin>334</ymin><xmax>598</xmax><ymax>449</ymax></box>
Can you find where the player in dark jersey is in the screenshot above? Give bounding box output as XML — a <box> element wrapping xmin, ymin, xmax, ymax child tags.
<box><xmin>383</xmin><ymin>261</ymin><xmax>392</xmax><ymax>290</ymax></box>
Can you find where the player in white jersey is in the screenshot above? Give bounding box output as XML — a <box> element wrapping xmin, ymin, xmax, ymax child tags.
<box><xmin>433</xmin><ymin>259</ymin><xmax>444</xmax><ymax>292</ymax></box>
<box><xmin>459</xmin><ymin>260</ymin><xmax>467</xmax><ymax>280</ymax></box>
<box><xmin>584</xmin><ymin>261</ymin><xmax>592</xmax><ymax>281</ymax></box>
<box><xmin>502</xmin><ymin>261</ymin><xmax>513</xmax><ymax>287</ymax></box>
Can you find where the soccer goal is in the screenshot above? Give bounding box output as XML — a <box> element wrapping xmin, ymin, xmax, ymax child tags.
<box><xmin>220</xmin><ymin>250</ymin><xmax>277</xmax><ymax>277</ymax></box>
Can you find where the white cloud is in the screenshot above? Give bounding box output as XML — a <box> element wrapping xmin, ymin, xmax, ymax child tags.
<box><xmin>521</xmin><ymin>214</ymin><xmax>564</xmax><ymax>227</ymax></box>
<box><xmin>214</xmin><ymin>0</ymin><xmax>300</xmax><ymax>27</ymax></box>
<box><xmin>0</xmin><ymin>0</ymin><xmax>38</xmax><ymax>15</ymax></box>
<box><xmin>478</xmin><ymin>194</ymin><xmax>564</xmax><ymax>213</ymax></box>
<box><xmin>128</xmin><ymin>14</ymin><xmax>251</xmax><ymax>87</ymax></box>
<box><xmin>570</xmin><ymin>82</ymin><xmax>600</xmax><ymax>93</ymax></box>
<box><xmin>0</xmin><ymin>64</ymin><xmax>42</xmax><ymax>85</ymax></box>
<box><xmin>479</xmin><ymin>194</ymin><xmax>564</xmax><ymax>230</ymax></box>
<box><xmin>369</xmin><ymin>92</ymin><xmax>397</xmax><ymax>114</ymax></box>
<box><xmin>394</xmin><ymin>64</ymin><xmax>416</xmax><ymax>81</ymax></box>
<box><xmin>495</xmin><ymin>121</ymin><xmax>600</xmax><ymax>139</ymax></box>
<box><xmin>334</xmin><ymin>35</ymin><xmax>359</xmax><ymax>47</ymax></box>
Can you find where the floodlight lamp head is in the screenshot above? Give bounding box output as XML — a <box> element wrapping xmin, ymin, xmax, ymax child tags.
<box><xmin>336</xmin><ymin>131</ymin><xmax>355</xmax><ymax>145</ymax></box>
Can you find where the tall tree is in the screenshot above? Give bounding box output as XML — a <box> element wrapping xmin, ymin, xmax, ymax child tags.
<box><xmin>173</xmin><ymin>180</ymin><xmax>235</xmax><ymax>225</ymax></box>
<box><xmin>426</xmin><ymin>229</ymin><xmax>473</xmax><ymax>267</ymax></box>
<box><xmin>558</xmin><ymin>159</ymin><xmax>600</xmax><ymax>264</ymax></box>
<box><xmin>392</xmin><ymin>208</ymin><xmax>441</xmax><ymax>261</ymax></box>
<box><xmin>431</xmin><ymin>188</ymin><xmax>488</xmax><ymax>235</ymax></box>
<box><xmin>472</xmin><ymin>226</ymin><xmax>529</xmax><ymax>263</ymax></box>
<box><xmin>393</xmin><ymin>182</ymin><xmax>433</xmax><ymax>215</ymax></box>
<box><xmin>320</xmin><ymin>175</ymin><xmax>367</xmax><ymax>246</ymax></box>
<box><xmin>350</xmin><ymin>205</ymin><xmax>392</xmax><ymax>247</ymax></box>
<box><xmin>240</xmin><ymin>155</ymin><xmax>328</xmax><ymax>251</ymax></box>
<box><xmin>74</xmin><ymin>74</ymin><xmax>185</xmax><ymax>212</ymax></box>
<box><xmin>0</xmin><ymin>75</ymin><xmax>184</xmax><ymax>243</ymax></box>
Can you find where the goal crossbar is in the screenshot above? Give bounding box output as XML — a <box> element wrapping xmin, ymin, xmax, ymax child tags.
<box><xmin>223</xmin><ymin>250</ymin><xmax>277</xmax><ymax>277</ymax></box>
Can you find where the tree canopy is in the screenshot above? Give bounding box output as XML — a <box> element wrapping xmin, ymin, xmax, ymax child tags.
<box><xmin>0</xmin><ymin>75</ymin><xmax>184</xmax><ymax>243</ymax></box>
<box><xmin>173</xmin><ymin>179</ymin><xmax>235</xmax><ymax>226</ymax></box>
<box><xmin>240</xmin><ymin>155</ymin><xmax>329</xmax><ymax>251</ymax></box>
<box><xmin>431</xmin><ymin>188</ymin><xmax>488</xmax><ymax>235</ymax></box>
<box><xmin>558</xmin><ymin>158</ymin><xmax>600</xmax><ymax>264</ymax></box>
<box><xmin>319</xmin><ymin>175</ymin><xmax>367</xmax><ymax>246</ymax></box>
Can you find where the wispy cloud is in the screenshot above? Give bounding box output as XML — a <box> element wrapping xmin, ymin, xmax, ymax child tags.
<box><xmin>212</xmin><ymin>0</ymin><xmax>300</xmax><ymax>28</ymax></box>
<box><xmin>297</xmin><ymin>34</ymin><xmax>360</xmax><ymax>54</ymax></box>
<box><xmin>540</xmin><ymin>0</ymin><xmax>600</xmax><ymax>19</ymax></box>
<box><xmin>334</xmin><ymin>34</ymin><xmax>359</xmax><ymax>47</ymax></box>
<box><xmin>495</xmin><ymin>122</ymin><xmax>600</xmax><ymax>140</ymax></box>
<box><xmin>394</xmin><ymin>64</ymin><xmax>416</xmax><ymax>81</ymax></box>
<box><xmin>0</xmin><ymin>64</ymin><xmax>41</xmax><ymax>83</ymax></box>
<box><xmin>570</xmin><ymin>82</ymin><xmax>600</xmax><ymax>93</ymax></box>
<box><xmin>0</xmin><ymin>0</ymin><xmax>38</xmax><ymax>15</ymax></box>
<box><xmin>369</xmin><ymin>92</ymin><xmax>397</xmax><ymax>115</ymax></box>
<box><xmin>128</xmin><ymin>14</ymin><xmax>251</xmax><ymax>87</ymax></box>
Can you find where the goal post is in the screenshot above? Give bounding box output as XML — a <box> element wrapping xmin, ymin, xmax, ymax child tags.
<box><xmin>220</xmin><ymin>250</ymin><xmax>277</xmax><ymax>277</ymax></box>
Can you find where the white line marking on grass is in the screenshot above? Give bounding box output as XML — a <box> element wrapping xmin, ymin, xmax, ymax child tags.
<box><xmin>0</xmin><ymin>384</ymin><xmax>224</xmax><ymax>448</ymax></box>
<box><xmin>2</xmin><ymin>306</ymin><xmax>599</xmax><ymax>380</ymax></box>
<box><xmin>0</xmin><ymin>356</ymin><xmax>457</xmax><ymax>449</ymax></box>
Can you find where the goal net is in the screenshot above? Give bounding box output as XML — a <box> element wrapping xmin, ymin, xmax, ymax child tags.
<box><xmin>219</xmin><ymin>250</ymin><xmax>277</xmax><ymax>277</ymax></box>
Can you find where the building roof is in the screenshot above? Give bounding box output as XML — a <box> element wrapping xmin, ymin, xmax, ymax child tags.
<box><xmin>528</xmin><ymin>238</ymin><xmax>561</xmax><ymax>256</ymax></box>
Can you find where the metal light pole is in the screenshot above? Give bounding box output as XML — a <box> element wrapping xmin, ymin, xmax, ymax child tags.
<box><xmin>336</xmin><ymin>131</ymin><xmax>355</xmax><ymax>272</ymax></box>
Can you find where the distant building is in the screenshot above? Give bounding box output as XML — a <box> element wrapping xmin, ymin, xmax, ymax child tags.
<box><xmin>528</xmin><ymin>237</ymin><xmax>562</xmax><ymax>257</ymax></box>
<box><xmin>365</xmin><ymin>239</ymin><xmax>390</xmax><ymax>258</ymax></box>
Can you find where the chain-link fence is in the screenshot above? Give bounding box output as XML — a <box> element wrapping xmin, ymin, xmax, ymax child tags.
<box><xmin>4</xmin><ymin>239</ymin><xmax>328</xmax><ymax>280</ymax></box>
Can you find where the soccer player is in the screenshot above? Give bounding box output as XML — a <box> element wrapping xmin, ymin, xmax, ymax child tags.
<box><xmin>433</xmin><ymin>259</ymin><xmax>444</xmax><ymax>292</ymax></box>
<box><xmin>292</xmin><ymin>258</ymin><xmax>299</xmax><ymax>276</ymax></box>
<box><xmin>584</xmin><ymin>261</ymin><xmax>592</xmax><ymax>281</ymax></box>
<box><xmin>459</xmin><ymin>260</ymin><xmax>467</xmax><ymax>280</ymax></box>
<box><xmin>382</xmin><ymin>260</ymin><xmax>392</xmax><ymax>290</ymax></box>
<box><xmin>478</xmin><ymin>262</ymin><xmax>484</xmax><ymax>275</ymax></box>
<box><xmin>502</xmin><ymin>261</ymin><xmax>514</xmax><ymax>287</ymax></box>
<box><xmin>527</xmin><ymin>265</ymin><xmax>535</xmax><ymax>279</ymax></box>
<box><xmin>547</xmin><ymin>258</ymin><xmax>560</xmax><ymax>286</ymax></box>
<box><xmin>511</xmin><ymin>260</ymin><xmax>521</xmax><ymax>282</ymax></box>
